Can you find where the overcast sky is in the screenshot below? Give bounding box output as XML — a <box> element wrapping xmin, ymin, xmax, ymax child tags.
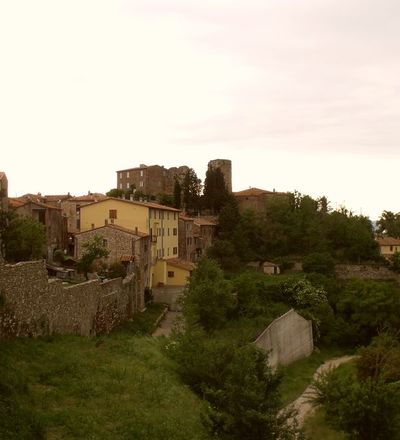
<box><xmin>1</xmin><ymin>0</ymin><xmax>400</xmax><ymax>219</ymax></box>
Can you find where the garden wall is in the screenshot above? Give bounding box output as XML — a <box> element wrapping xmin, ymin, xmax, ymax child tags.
<box><xmin>0</xmin><ymin>260</ymin><xmax>142</xmax><ymax>339</ymax></box>
<box><xmin>335</xmin><ymin>264</ymin><xmax>399</xmax><ymax>281</ymax></box>
<box><xmin>255</xmin><ymin>309</ymin><xmax>313</xmax><ymax>369</ymax></box>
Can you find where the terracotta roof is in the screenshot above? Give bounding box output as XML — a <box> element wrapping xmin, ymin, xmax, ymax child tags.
<box><xmin>179</xmin><ymin>214</ymin><xmax>194</xmax><ymax>222</ymax></box>
<box><xmin>68</xmin><ymin>194</ymin><xmax>107</xmax><ymax>202</ymax></box>
<box><xmin>166</xmin><ymin>258</ymin><xmax>195</xmax><ymax>271</ymax></box>
<box><xmin>44</xmin><ymin>194</ymin><xmax>71</xmax><ymax>201</ymax></box>
<box><xmin>234</xmin><ymin>187</ymin><xmax>274</xmax><ymax>197</ymax></box>
<box><xmin>194</xmin><ymin>218</ymin><xmax>217</xmax><ymax>227</ymax></box>
<box><xmin>80</xmin><ymin>197</ymin><xmax>181</xmax><ymax>212</ymax></box>
<box><xmin>116</xmin><ymin>165</ymin><xmax>148</xmax><ymax>172</ymax></box>
<box><xmin>376</xmin><ymin>237</ymin><xmax>400</xmax><ymax>246</ymax></box>
<box><xmin>75</xmin><ymin>223</ymin><xmax>148</xmax><ymax>237</ymax></box>
<box><xmin>8</xmin><ymin>197</ymin><xmax>25</xmax><ymax>208</ymax></box>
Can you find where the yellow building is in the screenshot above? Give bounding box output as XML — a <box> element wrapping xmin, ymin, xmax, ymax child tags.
<box><xmin>376</xmin><ymin>236</ymin><xmax>400</xmax><ymax>259</ymax></box>
<box><xmin>79</xmin><ymin>198</ymin><xmax>187</xmax><ymax>286</ymax></box>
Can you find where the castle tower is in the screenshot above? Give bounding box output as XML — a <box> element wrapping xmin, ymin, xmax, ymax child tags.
<box><xmin>208</xmin><ymin>159</ymin><xmax>232</xmax><ymax>193</ymax></box>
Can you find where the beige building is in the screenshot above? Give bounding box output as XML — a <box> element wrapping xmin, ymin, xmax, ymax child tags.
<box><xmin>79</xmin><ymin>197</ymin><xmax>190</xmax><ymax>287</ymax></box>
<box><xmin>376</xmin><ymin>236</ymin><xmax>400</xmax><ymax>258</ymax></box>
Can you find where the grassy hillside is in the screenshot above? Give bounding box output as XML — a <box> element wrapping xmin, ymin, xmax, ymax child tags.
<box><xmin>0</xmin><ymin>307</ymin><xmax>210</xmax><ymax>440</ymax></box>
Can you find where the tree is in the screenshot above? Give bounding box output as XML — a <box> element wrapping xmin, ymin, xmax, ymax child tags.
<box><xmin>183</xmin><ymin>258</ymin><xmax>235</xmax><ymax>332</ymax></box>
<box><xmin>77</xmin><ymin>235</ymin><xmax>109</xmax><ymax>279</ymax></box>
<box><xmin>106</xmin><ymin>188</ymin><xmax>126</xmax><ymax>198</ymax></box>
<box><xmin>378</xmin><ymin>210</ymin><xmax>400</xmax><ymax>237</ymax></box>
<box><xmin>203</xmin><ymin>167</ymin><xmax>230</xmax><ymax>214</ymax></box>
<box><xmin>2</xmin><ymin>213</ymin><xmax>46</xmax><ymax>262</ymax></box>
<box><xmin>181</xmin><ymin>168</ymin><xmax>201</xmax><ymax>213</ymax></box>
<box><xmin>173</xmin><ymin>177</ymin><xmax>182</xmax><ymax>209</ymax></box>
<box><xmin>303</xmin><ymin>252</ymin><xmax>335</xmax><ymax>275</ymax></box>
<box><xmin>311</xmin><ymin>337</ymin><xmax>400</xmax><ymax>440</ymax></box>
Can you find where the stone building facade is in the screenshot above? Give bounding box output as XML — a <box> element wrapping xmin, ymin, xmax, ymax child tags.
<box><xmin>75</xmin><ymin>224</ymin><xmax>151</xmax><ymax>292</ymax></box>
<box><xmin>9</xmin><ymin>197</ymin><xmax>68</xmax><ymax>260</ymax></box>
<box><xmin>116</xmin><ymin>164</ymin><xmax>189</xmax><ymax>197</ymax></box>
<box><xmin>208</xmin><ymin>159</ymin><xmax>232</xmax><ymax>193</ymax></box>
<box><xmin>179</xmin><ymin>215</ymin><xmax>217</xmax><ymax>262</ymax></box>
<box><xmin>0</xmin><ymin>171</ymin><xmax>8</xmax><ymax>212</ymax></box>
<box><xmin>0</xmin><ymin>260</ymin><xmax>143</xmax><ymax>339</ymax></box>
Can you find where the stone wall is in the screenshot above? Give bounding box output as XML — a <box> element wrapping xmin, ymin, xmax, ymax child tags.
<box><xmin>0</xmin><ymin>260</ymin><xmax>142</xmax><ymax>339</ymax></box>
<box><xmin>254</xmin><ymin>309</ymin><xmax>313</xmax><ymax>369</ymax></box>
<box><xmin>335</xmin><ymin>264</ymin><xmax>399</xmax><ymax>281</ymax></box>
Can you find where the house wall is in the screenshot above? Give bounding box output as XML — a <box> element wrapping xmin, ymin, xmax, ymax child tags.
<box><xmin>166</xmin><ymin>263</ymin><xmax>190</xmax><ymax>286</ymax></box>
<box><xmin>254</xmin><ymin>309</ymin><xmax>313</xmax><ymax>369</ymax></box>
<box><xmin>0</xmin><ymin>260</ymin><xmax>142</xmax><ymax>340</ymax></box>
<box><xmin>380</xmin><ymin>244</ymin><xmax>400</xmax><ymax>256</ymax></box>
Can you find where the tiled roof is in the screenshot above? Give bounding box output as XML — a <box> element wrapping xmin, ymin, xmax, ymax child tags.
<box><xmin>69</xmin><ymin>194</ymin><xmax>107</xmax><ymax>202</ymax></box>
<box><xmin>8</xmin><ymin>198</ymin><xmax>25</xmax><ymax>208</ymax></box>
<box><xmin>80</xmin><ymin>197</ymin><xmax>181</xmax><ymax>212</ymax></box>
<box><xmin>234</xmin><ymin>187</ymin><xmax>274</xmax><ymax>197</ymax></box>
<box><xmin>167</xmin><ymin>258</ymin><xmax>195</xmax><ymax>271</ymax></box>
<box><xmin>8</xmin><ymin>198</ymin><xmax>61</xmax><ymax>210</ymax></box>
<box><xmin>376</xmin><ymin>237</ymin><xmax>400</xmax><ymax>246</ymax></box>
<box><xmin>75</xmin><ymin>223</ymin><xmax>148</xmax><ymax>237</ymax></box>
<box><xmin>194</xmin><ymin>218</ymin><xmax>217</xmax><ymax>226</ymax></box>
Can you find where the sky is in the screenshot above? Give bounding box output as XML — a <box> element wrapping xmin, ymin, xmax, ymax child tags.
<box><xmin>1</xmin><ymin>0</ymin><xmax>400</xmax><ymax>220</ymax></box>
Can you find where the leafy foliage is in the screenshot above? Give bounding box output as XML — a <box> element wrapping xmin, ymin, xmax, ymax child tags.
<box><xmin>203</xmin><ymin>167</ymin><xmax>230</xmax><ymax>214</ymax></box>
<box><xmin>377</xmin><ymin>210</ymin><xmax>400</xmax><ymax>237</ymax></box>
<box><xmin>183</xmin><ymin>259</ymin><xmax>236</xmax><ymax>332</ymax></box>
<box><xmin>2</xmin><ymin>213</ymin><xmax>46</xmax><ymax>262</ymax></box>
<box><xmin>77</xmin><ymin>235</ymin><xmax>109</xmax><ymax>279</ymax></box>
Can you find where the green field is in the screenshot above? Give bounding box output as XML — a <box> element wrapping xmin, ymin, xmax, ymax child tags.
<box><xmin>0</xmin><ymin>305</ymin><xmax>210</xmax><ymax>440</ymax></box>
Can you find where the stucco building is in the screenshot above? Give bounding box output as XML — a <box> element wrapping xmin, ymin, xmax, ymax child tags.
<box><xmin>376</xmin><ymin>236</ymin><xmax>400</xmax><ymax>259</ymax></box>
<box><xmin>79</xmin><ymin>197</ymin><xmax>190</xmax><ymax>287</ymax></box>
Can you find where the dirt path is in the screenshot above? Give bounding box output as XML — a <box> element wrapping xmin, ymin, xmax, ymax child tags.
<box><xmin>286</xmin><ymin>355</ymin><xmax>356</xmax><ymax>428</ymax></box>
<box><xmin>152</xmin><ymin>311</ymin><xmax>183</xmax><ymax>337</ymax></box>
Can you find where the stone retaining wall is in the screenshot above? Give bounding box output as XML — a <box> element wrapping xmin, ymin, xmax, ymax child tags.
<box><xmin>335</xmin><ymin>264</ymin><xmax>399</xmax><ymax>281</ymax></box>
<box><xmin>0</xmin><ymin>260</ymin><xmax>142</xmax><ymax>339</ymax></box>
<box><xmin>255</xmin><ymin>309</ymin><xmax>313</xmax><ymax>369</ymax></box>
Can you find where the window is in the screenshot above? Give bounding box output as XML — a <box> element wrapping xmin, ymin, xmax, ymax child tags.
<box><xmin>390</xmin><ymin>246</ymin><xmax>393</xmax><ymax>252</ymax></box>
<box><xmin>140</xmin><ymin>170</ymin><xmax>144</xmax><ymax>177</ymax></box>
<box><xmin>119</xmin><ymin>172</ymin><xmax>122</xmax><ymax>179</ymax></box>
<box><xmin>126</xmin><ymin>183</ymin><xmax>130</xmax><ymax>189</ymax></box>
<box><xmin>173</xmin><ymin>247</ymin><xmax>178</xmax><ymax>255</ymax></box>
<box><xmin>157</xmin><ymin>249</ymin><xmax>162</xmax><ymax>258</ymax></box>
<box><xmin>76</xmin><ymin>219</ymin><xmax>80</xmax><ymax>230</ymax></box>
<box><xmin>157</xmin><ymin>228</ymin><xmax>161</xmax><ymax>236</ymax></box>
<box><xmin>91</xmin><ymin>223</ymin><xmax>95</xmax><ymax>229</ymax></box>
<box><xmin>140</xmin><ymin>181</ymin><xmax>144</xmax><ymax>187</ymax></box>
<box><xmin>126</xmin><ymin>171</ymin><xmax>129</xmax><ymax>178</ymax></box>
<box><xmin>168</xmin><ymin>271</ymin><xmax>174</xmax><ymax>278</ymax></box>
<box><xmin>173</xmin><ymin>228</ymin><xmax>177</xmax><ymax>235</ymax></box>
<box><xmin>168</xmin><ymin>228</ymin><xmax>170</xmax><ymax>236</ymax></box>
<box><xmin>119</xmin><ymin>183</ymin><xmax>122</xmax><ymax>189</ymax></box>
<box><xmin>102</xmin><ymin>239</ymin><xmax>108</xmax><ymax>248</ymax></box>
<box><xmin>162</xmin><ymin>228</ymin><xmax>165</xmax><ymax>236</ymax></box>
<box><xmin>109</xmin><ymin>210</ymin><xmax>117</xmax><ymax>219</ymax></box>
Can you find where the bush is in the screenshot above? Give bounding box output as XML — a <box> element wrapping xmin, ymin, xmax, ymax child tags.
<box><xmin>107</xmin><ymin>262</ymin><xmax>127</xmax><ymax>279</ymax></box>
<box><xmin>303</xmin><ymin>252</ymin><xmax>335</xmax><ymax>275</ymax></box>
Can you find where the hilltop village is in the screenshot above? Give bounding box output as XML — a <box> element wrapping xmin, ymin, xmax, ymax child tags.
<box><xmin>0</xmin><ymin>159</ymin><xmax>288</xmax><ymax>298</ymax></box>
<box><xmin>2</xmin><ymin>160</ymin><xmax>400</xmax><ymax>439</ymax></box>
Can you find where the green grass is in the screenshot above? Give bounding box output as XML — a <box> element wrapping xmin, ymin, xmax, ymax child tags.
<box><xmin>279</xmin><ymin>346</ymin><xmax>351</xmax><ymax>407</ymax></box>
<box><xmin>0</xmin><ymin>307</ymin><xmax>210</xmax><ymax>440</ymax></box>
<box><xmin>303</xmin><ymin>408</ymin><xmax>346</xmax><ymax>440</ymax></box>
<box><xmin>116</xmin><ymin>302</ymin><xmax>166</xmax><ymax>335</ymax></box>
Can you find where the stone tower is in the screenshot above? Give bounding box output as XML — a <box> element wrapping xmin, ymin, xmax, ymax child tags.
<box><xmin>208</xmin><ymin>159</ymin><xmax>232</xmax><ymax>192</ymax></box>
